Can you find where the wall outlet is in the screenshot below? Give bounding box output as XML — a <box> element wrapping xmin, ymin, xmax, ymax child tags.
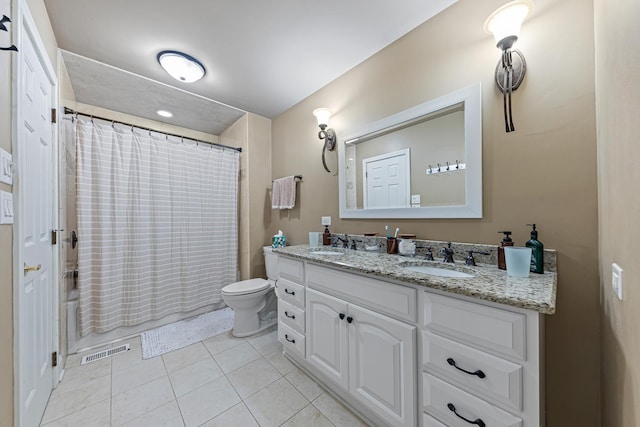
<box><xmin>0</xmin><ymin>149</ymin><xmax>12</xmax><ymax>185</ymax></box>
<box><xmin>321</xmin><ymin>216</ymin><xmax>331</xmax><ymax>226</ymax></box>
<box><xmin>0</xmin><ymin>191</ymin><xmax>14</xmax><ymax>224</ymax></box>
<box><xmin>612</xmin><ymin>263</ymin><xmax>623</xmax><ymax>301</ymax></box>
<box><xmin>411</xmin><ymin>194</ymin><xmax>420</xmax><ymax>204</ymax></box>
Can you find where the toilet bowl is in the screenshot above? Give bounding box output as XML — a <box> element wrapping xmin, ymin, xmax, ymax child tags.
<box><xmin>221</xmin><ymin>247</ymin><xmax>278</xmax><ymax>337</ymax></box>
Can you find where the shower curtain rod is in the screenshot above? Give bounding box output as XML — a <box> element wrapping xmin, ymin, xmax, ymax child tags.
<box><xmin>63</xmin><ymin>107</ymin><xmax>242</xmax><ymax>153</ymax></box>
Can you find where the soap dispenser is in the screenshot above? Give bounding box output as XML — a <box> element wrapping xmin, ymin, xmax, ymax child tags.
<box><xmin>497</xmin><ymin>231</ymin><xmax>513</xmax><ymax>270</ymax></box>
<box><xmin>322</xmin><ymin>225</ymin><xmax>332</xmax><ymax>246</ymax></box>
<box><xmin>525</xmin><ymin>224</ymin><xmax>544</xmax><ymax>274</ymax></box>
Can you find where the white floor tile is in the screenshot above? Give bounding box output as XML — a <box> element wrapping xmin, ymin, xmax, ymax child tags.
<box><xmin>162</xmin><ymin>342</ymin><xmax>211</xmax><ymax>373</ymax></box>
<box><xmin>264</xmin><ymin>349</ymin><xmax>296</xmax><ymax>376</ymax></box>
<box><xmin>41</xmin><ymin>375</ymin><xmax>111</xmax><ymax>424</ymax></box>
<box><xmin>169</xmin><ymin>358</ymin><xmax>224</xmax><ymax>397</ymax></box>
<box><xmin>213</xmin><ymin>341</ymin><xmax>261</xmax><ymax>373</ymax></box>
<box><xmin>281</xmin><ymin>404</ymin><xmax>335</xmax><ymax>427</ymax></box>
<box><xmin>286</xmin><ymin>368</ymin><xmax>325</xmax><ymax>401</ymax></box>
<box><xmin>40</xmin><ymin>398</ymin><xmax>110</xmax><ymax>427</ymax></box>
<box><xmin>227</xmin><ymin>357</ymin><xmax>282</xmax><ymax>399</ymax></box>
<box><xmin>245</xmin><ymin>328</ymin><xmax>281</xmax><ymax>356</ymax></box>
<box><xmin>244</xmin><ymin>377</ymin><xmax>309</xmax><ymax>427</ymax></box>
<box><xmin>202</xmin><ymin>330</ymin><xmax>245</xmax><ymax>355</ymax></box>
<box><xmin>120</xmin><ymin>400</ymin><xmax>185</xmax><ymax>427</ymax></box>
<box><xmin>177</xmin><ymin>376</ymin><xmax>241</xmax><ymax>427</ymax></box>
<box><xmin>111</xmin><ymin>376</ymin><xmax>175</xmax><ymax>426</ymax></box>
<box><xmin>61</xmin><ymin>357</ymin><xmax>112</xmax><ymax>385</ymax></box>
<box><xmin>200</xmin><ymin>402</ymin><xmax>259</xmax><ymax>427</ymax></box>
<box><xmin>112</xmin><ymin>356</ymin><xmax>167</xmax><ymax>396</ymax></box>
<box><xmin>313</xmin><ymin>393</ymin><xmax>368</xmax><ymax>427</ymax></box>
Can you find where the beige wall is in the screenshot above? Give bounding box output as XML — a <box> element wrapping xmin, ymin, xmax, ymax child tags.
<box><xmin>595</xmin><ymin>0</ymin><xmax>640</xmax><ymax>425</ymax></box>
<box><xmin>271</xmin><ymin>0</ymin><xmax>600</xmax><ymax>425</ymax></box>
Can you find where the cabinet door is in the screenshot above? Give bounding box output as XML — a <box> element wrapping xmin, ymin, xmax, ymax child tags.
<box><xmin>348</xmin><ymin>304</ymin><xmax>416</xmax><ymax>427</ymax></box>
<box><xmin>306</xmin><ymin>289</ymin><xmax>349</xmax><ymax>390</ymax></box>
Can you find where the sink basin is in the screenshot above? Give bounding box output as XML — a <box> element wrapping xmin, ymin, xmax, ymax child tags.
<box><xmin>310</xmin><ymin>250</ymin><xmax>345</xmax><ymax>256</ymax></box>
<box><xmin>401</xmin><ymin>265</ymin><xmax>474</xmax><ymax>278</ymax></box>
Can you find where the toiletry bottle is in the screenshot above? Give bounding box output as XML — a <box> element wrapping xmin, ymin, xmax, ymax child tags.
<box><xmin>525</xmin><ymin>224</ymin><xmax>544</xmax><ymax>274</ymax></box>
<box><xmin>322</xmin><ymin>225</ymin><xmax>331</xmax><ymax>246</ymax></box>
<box><xmin>497</xmin><ymin>231</ymin><xmax>513</xmax><ymax>270</ymax></box>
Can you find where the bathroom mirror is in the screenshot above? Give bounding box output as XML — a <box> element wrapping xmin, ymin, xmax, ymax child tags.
<box><xmin>338</xmin><ymin>83</ymin><xmax>482</xmax><ymax>219</ymax></box>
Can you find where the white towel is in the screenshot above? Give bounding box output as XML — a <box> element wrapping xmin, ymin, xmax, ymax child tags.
<box><xmin>272</xmin><ymin>176</ymin><xmax>296</xmax><ymax>209</ymax></box>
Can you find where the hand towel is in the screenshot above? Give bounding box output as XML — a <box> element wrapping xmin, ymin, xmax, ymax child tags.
<box><xmin>271</xmin><ymin>176</ymin><xmax>296</xmax><ymax>209</ymax></box>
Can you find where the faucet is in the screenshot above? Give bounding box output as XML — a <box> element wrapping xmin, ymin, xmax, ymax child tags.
<box><xmin>424</xmin><ymin>247</ymin><xmax>434</xmax><ymax>261</ymax></box>
<box><xmin>348</xmin><ymin>236</ymin><xmax>358</xmax><ymax>250</ymax></box>
<box><xmin>465</xmin><ymin>250</ymin><xmax>490</xmax><ymax>266</ymax></box>
<box><xmin>333</xmin><ymin>234</ymin><xmax>348</xmax><ymax>248</ymax></box>
<box><xmin>441</xmin><ymin>242</ymin><xmax>455</xmax><ymax>263</ymax></box>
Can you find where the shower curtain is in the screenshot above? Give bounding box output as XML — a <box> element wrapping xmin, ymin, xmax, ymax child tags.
<box><xmin>76</xmin><ymin>117</ymin><xmax>239</xmax><ymax>336</ymax></box>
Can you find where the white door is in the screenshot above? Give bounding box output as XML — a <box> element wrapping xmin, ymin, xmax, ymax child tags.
<box><xmin>15</xmin><ymin>5</ymin><xmax>57</xmax><ymax>426</ymax></box>
<box><xmin>348</xmin><ymin>303</ymin><xmax>416</xmax><ymax>427</ymax></box>
<box><xmin>363</xmin><ymin>148</ymin><xmax>410</xmax><ymax>209</ymax></box>
<box><xmin>306</xmin><ymin>289</ymin><xmax>349</xmax><ymax>390</ymax></box>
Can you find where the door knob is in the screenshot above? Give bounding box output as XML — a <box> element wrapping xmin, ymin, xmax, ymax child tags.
<box><xmin>24</xmin><ymin>262</ymin><xmax>42</xmax><ymax>273</ymax></box>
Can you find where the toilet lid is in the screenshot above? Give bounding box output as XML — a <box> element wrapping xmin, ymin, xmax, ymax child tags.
<box><xmin>222</xmin><ymin>278</ymin><xmax>270</xmax><ymax>295</ymax></box>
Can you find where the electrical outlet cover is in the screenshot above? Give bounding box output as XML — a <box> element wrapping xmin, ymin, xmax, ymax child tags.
<box><xmin>0</xmin><ymin>191</ymin><xmax>14</xmax><ymax>224</ymax></box>
<box><xmin>321</xmin><ymin>216</ymin><xmax>331</xmax><ymax>226</ymax></box>
<box><xmin>411</xmin><ymin>194</ymin><xmax>420</xmax><ymax>204</ymax></box>
<box><xmin>0</xmin><ymin>149</ymin><xmax>12</xmax><ymax>185</ymax></box>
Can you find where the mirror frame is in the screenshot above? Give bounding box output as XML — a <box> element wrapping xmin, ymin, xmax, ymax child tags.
<box><xmin>338</xmin><ymin>83</ymin><xmax>482</xmax><ymax>219</ymax></box>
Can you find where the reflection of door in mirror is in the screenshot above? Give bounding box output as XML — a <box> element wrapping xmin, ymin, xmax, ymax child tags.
<box><xmin>363</xmin><ymin>149</ymin><xmax>410</xmax><ymax>209</ymax></box>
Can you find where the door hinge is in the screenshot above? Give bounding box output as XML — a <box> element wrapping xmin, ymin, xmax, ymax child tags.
<box><xmin>51</xmin><ymin>108</ymin><xmax>57</xmax><ymax>124</ymax></box>
<box><xmin>52</xmin><ymin>352</ymin><xmax>57</xmax><ymax>367</ymax></box>
<box><xmin>51</xmin><ymin>229</ymin><xmax>57</xmax><ymax>245</ymax></box>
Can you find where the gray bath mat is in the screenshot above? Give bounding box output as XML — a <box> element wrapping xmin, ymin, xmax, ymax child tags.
<box><xmin>141</xmin><ymin>308</ymin><xmax>234</xmax><ymax>359</ymax></box>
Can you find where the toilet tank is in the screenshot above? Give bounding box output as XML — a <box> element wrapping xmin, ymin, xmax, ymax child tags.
<box><xmin>263</xmin><ymin>246</ymin><xmax>279</xmax><ymax>281</ymax></box>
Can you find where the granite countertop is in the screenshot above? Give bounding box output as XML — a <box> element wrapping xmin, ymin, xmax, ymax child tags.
<box><xmin>273</xmin><ymin>245</ymin><xmax>556</xmax><ymax>315</ymax></box>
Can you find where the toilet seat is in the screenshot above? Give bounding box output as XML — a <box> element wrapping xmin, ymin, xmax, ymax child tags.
<box><xmin>222</xmin><ymin>278</ymin><xmax>270</xmax><ymax>296</ymax></box>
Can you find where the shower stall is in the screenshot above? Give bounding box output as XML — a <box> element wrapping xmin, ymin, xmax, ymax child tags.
<box><xmin>60</xmin><ymin>112</ymin><xmax>240</xmax><ymax>353</ymax></box>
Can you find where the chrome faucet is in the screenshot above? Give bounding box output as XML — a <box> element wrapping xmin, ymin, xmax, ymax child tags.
<box><xmin>333</xmin><ymin>234</ymin><xmax>348</xmax><ymax>248</ymax></box>
<box><xmin>441</xmin><ymin>242</ymin><xmax>455</xmax><ymax>263</ymax></box>
<box><xmin>465</xmin><ymin>250</ymin><xmax>490</xmax><ymax>266</ymax></box>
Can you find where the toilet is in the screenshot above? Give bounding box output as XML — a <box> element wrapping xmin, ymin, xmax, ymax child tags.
<box><xmin>221</xmin><ymin>246</ymin><xmax>278</xmax><ymax>337</ymax></box>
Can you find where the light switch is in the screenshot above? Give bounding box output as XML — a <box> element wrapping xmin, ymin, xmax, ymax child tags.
<box><xmin>321</xmin><ymin>216</ymin><xmax>331</xmax><ymax>226</ymax></box>
<box><xmin>0</xmin><ymin>191</ymin><xmax>13</xmax><ymax>224</ymax></box>
<box><xmin>0</xmin><ymin>149</ymin><xmax>12</xmax><ymax>185</ymax></box>
<box><xmin>612</xmin><ymin>263</ymin><xmax>623</xmax><ymax>301</ymax></box>
<box><xmin>411</xmin><ymin>194</ymin><xmax>421</xmax><ymax>204</ymax></box>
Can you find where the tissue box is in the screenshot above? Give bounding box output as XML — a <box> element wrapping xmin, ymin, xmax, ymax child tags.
<box><xmin>272</xmin><ymin>236</ymin><xmax>287</xmax><ymax>248</ymax></box>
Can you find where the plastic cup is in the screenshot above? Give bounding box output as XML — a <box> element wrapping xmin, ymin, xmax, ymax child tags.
<box><xmin>309</xmin><ymin>232</ymin><xmax>320</xmax><ymax>247</ymax></box>
<box><xmin>504</xmin><ymin>246</ymin><xmax>532</xmax><ymax>277</ymax></box>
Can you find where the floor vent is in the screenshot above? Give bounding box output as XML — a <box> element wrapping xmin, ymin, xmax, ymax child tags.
<box><xmin>81</xmin><ymin>343</ymin><xmax>130</xmax><ymax>365</ymax></box>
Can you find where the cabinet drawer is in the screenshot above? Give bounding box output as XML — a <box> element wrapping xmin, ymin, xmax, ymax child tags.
<box><xmin>278</xmin><ymin>321</ymin><xmax>305</xmax><ymax>358</ymax></box>
<box><xmin>424</xmin><ymin>292</ymin><xmax>526</xmax><ymax>360</ymax></box>
<box><xmin>278</xmin><ymin>299</ymin><xmax>305</xmax><ymax>333</ymax></box>
<box><xmin>278</xmin><ymin>257</ymin><xmax>305</xmax><ymax>283</ymax></box>
<box><xmin>423</xmin><ymin>373</ymin><xmax>522</xmax><ymax>427</ymax></box>
<box><xmin>277</xmin><ymin>278</ymin><xmax>305</xmax><ymax>308</ymax></box>
<box><xmin>423</xmin><ymin>413</ymin><xmax>448</xmax><ymax>427</ymax></box>
<box><xmin>423</xmin><ymin>331</ymin><xmax>522</xmax><ymax>412</ymax></box>
<box><xmin>307</xmin><ymin>263</ymin><xmax>416</xmax><ymax>323</ymax></box>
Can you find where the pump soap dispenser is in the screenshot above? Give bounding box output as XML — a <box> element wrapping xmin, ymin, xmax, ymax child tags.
<box><xmin>498</xmin><ymin>231</ymin><xmax>513</xmax><ymax>270</ymax></box>
<box><xmin>322</xmin><ymin>225</ymin><xmax>332</xmax><ymax>246</ymax></box>
<box><xmin>525</xmin><ymin>224</ymin><xmax>544</xmax><ymax>274</ymax></box>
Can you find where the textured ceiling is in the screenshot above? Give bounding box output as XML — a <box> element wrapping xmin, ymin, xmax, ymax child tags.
<box><xmin>46</xmin><ymin>0</ymin><xmax>458</xmax><ymax>133</ymax></box>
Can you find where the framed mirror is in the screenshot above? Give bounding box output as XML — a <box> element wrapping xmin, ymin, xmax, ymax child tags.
<box><xmin>338</xmin><ymin>83</ymin><xmax>482</xmax><ymax>219</ymax></box>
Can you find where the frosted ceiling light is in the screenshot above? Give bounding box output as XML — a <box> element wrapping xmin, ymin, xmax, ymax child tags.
<box><xmin>156</xmin><ymin>110</ymin><xmax>173</xmax><ymax>118</ymax></box>
<box><xmin>157</xmin><ymin>50</ymin><xmax>206</xmax><ymax>83</ymax></box>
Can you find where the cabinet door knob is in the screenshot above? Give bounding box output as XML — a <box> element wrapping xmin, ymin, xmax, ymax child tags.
<box><xmin>284</xmin><ymin>311</ymin><xmax>295</xmax><ymax>319</ymax></box>
<box><xmin>284</xmin><ymin>289</ymin><xmax>295</xmax><ymax>295</ymax></box>
<box><xmin>339</xmin><ymin>313</ymin><xmax>345</xmax><ymax>320</ymax></box>
<box><xmin>447</xmin><ymin>403</ymin><xmax>485</xmax><ymax>427</ymax></box>
<box><xmin>446</xmin><ymin>358</ymin><xmax>486</xmax><ymax>379</ymax></box>
<box><xmin>285</xmin><ymin>334</ymin><xmax>295</xmax><ymax>344</ymax></box>
<box><xmin>346</xmin><ymin>316</ymin><xmax>353</xmax><ymax>323</ymax></box>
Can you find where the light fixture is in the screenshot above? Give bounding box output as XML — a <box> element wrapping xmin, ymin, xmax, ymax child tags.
<box><xmin>313</xmin><ymin>108</ymin><xmax>337</xmax><ymax>173</ymax></box>
<box><xmin>157</xmin><ymin>50</ymin><xmax>206</xmax><ymax>83</ymax></box>
<box><xmin>156</xmin><ymin>109</ymin><xmax>173</xmax><ymax>118</ymax></box>
<box><xmin>484</xmin><ymin>0</ymin><xmax>534</xmax><ymax>132</ymax></box>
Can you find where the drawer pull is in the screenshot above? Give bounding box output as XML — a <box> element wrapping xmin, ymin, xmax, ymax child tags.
<box><xmin>346</xmin><ymin>316</ymin><xmax>353</xmax><ymax>324</ymax></box>
<box><xmin>447</xmin><ymin>358</ymin><xmax>486</xmax><ymax>379</ymax></box>
<box><xmin>447</xmin><ymin>403</ymin><xmax>485</xmax><ymax>427</ymax></box>
<box><xmin>339</xmin><ymin>313</ymin><xmax>345</xmax><ymax>320</ymax></box>
<box><xmin>284</xmin><ymin>289</ymin><xmax>295</xmax><ymax>295</ymax></box>
<box><xmin>284</xmin><ymin>334</ymin><xmax>296</xmax><ymax>343</ymax></box>
<box><xmin>284</xmin><ymin>311</ymin><xmax>295</xmax><ymax>319</ymax></box>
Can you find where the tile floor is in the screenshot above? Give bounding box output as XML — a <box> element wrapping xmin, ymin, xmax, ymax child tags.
<box><xmin>40</xmin><ymin>326</ymin><xmax>369</xmax><ymax>427</ymax></box>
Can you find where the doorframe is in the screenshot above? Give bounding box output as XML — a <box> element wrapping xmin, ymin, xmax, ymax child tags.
<box><xmin>11</xmin><ymin>0</ymin><xmax>60</xmax><ymax>425</ymax></box>
<box><xmin>362</xmin><ymin>148</ymin><xmax>411</xmax><ymax>209</ymax></box>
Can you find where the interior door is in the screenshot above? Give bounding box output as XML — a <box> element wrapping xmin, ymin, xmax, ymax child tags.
<box><xmin>16</xmin><ymin>7</ymin><xmax>57</xmax><ymax>426</ymax></box>
<box><xmin>363</xmin><ymin>148</ymin><xmax>410</xmax><ymax>209</ymax></box>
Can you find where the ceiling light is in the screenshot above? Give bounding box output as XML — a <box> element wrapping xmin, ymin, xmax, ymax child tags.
<box><xmin>157</xmin><ymin>50</ymin><xmax>206</xmax><ymax>83</ymax></box>
<box><xmin>156</xmin><ymin>110</ymin><xmax>173</xmax><ymax>118</ymax></box>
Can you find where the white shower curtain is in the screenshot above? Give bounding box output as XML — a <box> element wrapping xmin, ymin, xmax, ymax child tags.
<box><xmin>76</xmin><ymin>117</ymin><xmax>239</xmax><ymax>336</ymax></box>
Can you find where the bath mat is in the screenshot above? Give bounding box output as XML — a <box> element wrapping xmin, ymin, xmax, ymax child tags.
<box><xmin>141</xmin><ymin>308</ymin><xmax>234</xmax><ymax>359</ymax></box>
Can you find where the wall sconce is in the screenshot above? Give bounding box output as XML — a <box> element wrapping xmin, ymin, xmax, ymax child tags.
<box><xmin>313</xmin><ymin>108</ymin><xmax>337</xmax><ymax>173</ymax></box>
<box><xmin>484</xmin><ymin>0</ymin><xmax>534</xmax><ymax>132</ymax></box>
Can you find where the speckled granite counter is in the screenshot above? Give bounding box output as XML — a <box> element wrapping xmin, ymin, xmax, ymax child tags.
<box><xmin>273</xmin><ymin>244</ymin><xmax>556</xmax><ymax>314</ymax></box>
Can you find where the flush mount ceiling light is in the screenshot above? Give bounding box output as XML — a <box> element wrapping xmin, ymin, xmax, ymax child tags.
<box><xmin>484</xmin><ymin>0</ymin><xmax>534</xmax><ymax>132</ymax></box>
<box><xmin>156</xmin><ymin>109</ymin><xmax>173</xmax><ymax>118</ymax></box>
<box><xmin>157</xmin><ymin>50</ymin><xmax>206</xmax><ymax>83</ymax></box>
<box><xmin>313</xmin><ymin>108</ymin><xmax>337</xmax><ymax>173</ymax></box>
